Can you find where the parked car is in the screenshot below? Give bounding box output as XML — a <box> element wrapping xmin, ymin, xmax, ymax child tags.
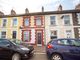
<box><xmin>11</xmin><ymin>39</ymin><xmax>34</xmax><ymax>56</ymax></box>
<box><xmin>0</xmin><ymin>39</ymin><xmax>34</xmax><ymax>60</ymax></box>
<box><xmin>46</xmin><ymin>38</ymin><xmax>80</xmax><ymax>60</ymax></box>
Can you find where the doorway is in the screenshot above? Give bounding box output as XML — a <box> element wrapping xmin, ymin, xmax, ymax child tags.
<box><xmin>36</xmin><ymin>30</ymin><xmax>43</xmax><ymax>46</ymax></box>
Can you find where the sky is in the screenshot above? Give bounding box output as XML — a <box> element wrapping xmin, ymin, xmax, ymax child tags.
<box><xmin>0</xmin><ymin>0</ymin><xmax>80</xmax><ymax>15</ymax></box>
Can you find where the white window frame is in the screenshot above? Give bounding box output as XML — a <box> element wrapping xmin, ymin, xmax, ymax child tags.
<box><xmin>50</xmin><ymin>30</ymin><xmax>57</xmax><ymax>39</ymax></box>
<box><xmin>1</xmin><ymin>18</ymin><xmax>7</xmax><ymax>27</ymax></box>
<box><xmin>35</xmin><ymin>16</ymin><xmax>42</xmax><ymax>26</ymax></box>
<box><xmin>65</xmin><ymin>30</ymin><xmax>72</xmax><ymax>38</ymax></box>
<box><xmin>24</xmin><ymin>18</ymin><xmax>29</xmax><ymax>26</ymax></box>
<box><xmin>12</xmin><ymin>17</ymin><xmax>18</xmax><ymax>27</ymax></box>
<box><xmin>23</xmin><ymin>31</ymin><xmax>30</xmax><ymax>42</ymax></box>
<box><xmin>50</xmin><ymin>16</ymin><xmax>57</xmax><ymax>25</ymax></box>
<box><xmin>77</xmin><ymin>13</ymin><xmax>80</xmax><ymax>24</ymax></box>
<box><xmin>63</xmin><ymin>15</ymin><xmax>70</xmax><ymax>25</ymax></box>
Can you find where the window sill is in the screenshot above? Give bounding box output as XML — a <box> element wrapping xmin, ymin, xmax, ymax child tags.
<box><xmin>50</xmin><ymin>25</ymin><xmax>57</xmax><ymax>26</ymax></box>
<box><xmin>1</xmin><ymin>26</ymin><xmax>7</xmax><ymax>28</ymax></box>
<box><xmin>12</xmin><ymin>26</ymin><xmax>18</xmax><ymax>28</ymax></box>
<box><xmin>64</xmin><ymin>24</ymin><xmax>72</xmax><ymax>26</ymax></box>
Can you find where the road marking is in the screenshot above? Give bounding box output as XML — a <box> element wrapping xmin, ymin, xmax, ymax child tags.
<box><xmin>34</xmin><ymin>53</ymin><xmax>46</xmax><ymax>54</ymax></box>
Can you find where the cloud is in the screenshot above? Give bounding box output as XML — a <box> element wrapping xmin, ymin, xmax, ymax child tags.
<box><xmin>0</xmin><ymin>0</ymin><xmax>63</xmax><ymax>14</ymax></box>
<box><xmin>72</xmin><ymin>0</ymin><xmax>80</xmax><ymax>5</ymax></box>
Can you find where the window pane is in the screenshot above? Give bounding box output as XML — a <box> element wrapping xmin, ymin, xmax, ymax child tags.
<box><xmin>64</xmin><ymin>15</ymin><xmax>70</xmax><ymax>25</ymax></box>
<box><xmin>50</xmin><ymin>16</ymin><xmax>56</xmax><ymax>25</ymax></box>
<box><xmin>77</xmin><ymin>13</ymin><xmax>80</xmax><ymax>24</ymax></box>
<box><xmin>12</xmin><ymin>31</ymin><xmax>17</xmax><ymax>39</ymax></box>
<box><xmin>24</xmin><ymin>18</ymin><xmax>29</xmax><ymax>26</ymax></box>
<box><xmin>3</xmin><ymin>19</ymin><xmax>7</xmax><ymax>27</ymax></box>
<box><xmin>13</xmin><ymin>18</ymin><xmax>17</xmax><ymax>26</ymax></box>
<box><xmin>66</xmin><ymin>30</ymin><xmax>72</xmax><ymax>38</ymax></box>
<box><xmin>64</xmin><ymin>20</ymin><xmax>70</xmax><ymax>25</ymax></box>
<box><xmin>36</xmin><ymin>17</ymin><xmax>41</xmax><ymax>25</ymax></box>
<box><xmin>36</xmin><ymin>19</ymin><xmax>41</xmax><ymax>25</ymax></box>
<box><xmin>50</xmin><ymin>31</ymin><xmax>57</xmax><ymax>39</ymax></box>
<box><xmin>23</xmin><ymin>31</ymin><xmax>30</xmax><ymax>42</ymax></box>
<box><xmin>1</xmin><ymin>31</ymin><xmax>6</xmax><ymax>38</ymax></box>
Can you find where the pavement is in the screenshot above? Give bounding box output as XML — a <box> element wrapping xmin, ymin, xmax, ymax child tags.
<box><xmin>34</xmin><ymin>46</ymin><xmax>46</xmax><ymax>53</ymax></box>
<box><xmin>28</xmin><ymin>46</ymin><xmax>48</xmax><ymax>60</ymax></box>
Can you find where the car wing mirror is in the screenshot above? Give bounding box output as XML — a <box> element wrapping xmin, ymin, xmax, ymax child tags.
<box><xmin>6</xmin><ymin>44</ymin><xmax>11</xmax><ymax>47</ymax></box>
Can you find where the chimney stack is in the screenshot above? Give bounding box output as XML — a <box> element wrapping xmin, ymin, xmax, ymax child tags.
<box><xmin>42</xmin><ymin>6</ymin><xmax>44</xmax><ymax>12</ymax></box>
<box><xmin>11</xmin><ymin>9</ymin><xmax>16</xmax><ymax>15</ymax></box>
<box><xmin>25</xmin><ymin>8</ymin><xmax>29</xmax><ymax>14</ymax></box>
<box><xmin>58</xmin><ymin>5</ymin><xmax>62</xmax><ymax>11</ymax></box>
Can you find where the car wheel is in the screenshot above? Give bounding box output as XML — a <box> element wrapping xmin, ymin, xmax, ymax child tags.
<box><xmin>12</xmin><ymin>53</ymin><xmax>21</xmax><ymax>60</ymax></box>
<box><xmin>51</xmin><ymin>54</ymin><xmax>63</xmax><ymax>60</ymax></box>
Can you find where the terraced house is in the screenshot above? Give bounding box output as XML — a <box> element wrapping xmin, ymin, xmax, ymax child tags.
<box><xmin>0</xmin><ymin>4</ymin><xmax>80</xmax><ymax>46</ymax></box>
<box><xmin>0</xmin><ymin>8</ymin><xmax>45</xmax><ymax>46</ymax></box>
<box><xmin>21</xmin><ymin>8</ymin><xmax>45</xmax><ymax>46</ymax></box>
<box><xmin>45</xmin><ymin>4</ymin><xmax>80</xmax><ymax>44</ymax></box>
<box><xmin>0</xmin><ymin>9</ymin><xmax>22</xmax><ymax>40</ymax></box>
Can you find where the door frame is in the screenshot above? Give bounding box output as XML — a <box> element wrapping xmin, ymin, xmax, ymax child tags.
<box><xmin>35</xmin><ymin>29</ymin><xmax>44</xmax><ymax>46</ymax></box>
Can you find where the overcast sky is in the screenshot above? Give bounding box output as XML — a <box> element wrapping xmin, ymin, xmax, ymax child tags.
<box><xmin>0</xmin><ymin>0</ymin><xmax>80</xmax><ymax>14</ymax></box>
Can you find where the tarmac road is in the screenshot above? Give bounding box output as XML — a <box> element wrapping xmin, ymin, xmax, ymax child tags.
<box><xmin>0</xmin><ymin>53</ymin><xmax>48</xmax><ymax>60</ymax></box>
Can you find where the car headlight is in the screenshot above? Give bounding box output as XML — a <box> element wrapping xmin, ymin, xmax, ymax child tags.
<box><xmin>21</xmin><ymin>48</ymin><xmax>30</xmax><ymax>50</ymax></box>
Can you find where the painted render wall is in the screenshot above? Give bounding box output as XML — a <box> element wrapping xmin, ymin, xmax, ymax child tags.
<box><xmin>0</xmin><ymin>17</ymin><xmax>22</xmax><ymax>40</ymax></box>
<box><xmin>45</xmin><ymin>13</ymin><xmax>75</xmax><ymax>44</ymax></box>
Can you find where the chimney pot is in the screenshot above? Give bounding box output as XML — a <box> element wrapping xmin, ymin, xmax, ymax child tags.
<box><xmin>58</xmin><ymin>4</ymin><xmax>62</xmax><ymax>11</ymax></box>
<box><xmin>42</xmin><ymin>6</ymin><xmax>44</xmax><ymax>12</ymax></box>
<box><xmin>11</xmin><ymin>9</ymin><xmax>16</xmax><ymax>15</ymax></box>
<box><xmin>25</xmin><ymin>8</ymin><xmax>29</xmax><ymax>14</ymax></box>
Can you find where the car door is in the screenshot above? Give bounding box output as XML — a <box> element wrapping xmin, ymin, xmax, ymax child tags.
<box><xmin>67</xmin><ymin>39</ymin><xmax>80</xmax><ymax>59</ymax></box>
<box><xmin>0</xmin><ymin>39</ymin><xmax>12</xmax><ymax>58</ymax></box>
<box><xmin>57</xmin><ymin>39</ymin><xmax>80</xmax><ymax>59</ymax></box>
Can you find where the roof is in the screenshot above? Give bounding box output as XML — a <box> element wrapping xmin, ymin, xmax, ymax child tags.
<box><xmin>0</xmin><ymin>9</ymin><xmax>80</xmax><ymax>18</ymax></box>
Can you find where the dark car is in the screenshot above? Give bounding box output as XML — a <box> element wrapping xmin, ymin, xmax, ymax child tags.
<box><xmin>0</xmin><ymin>39</ymin><xmax>34</xmax><ymax>60</ymax></box>
<box><xmin>10</xmin><ymin>39</ymin><xmax>34</xmax><ymax>55</ymax></box>
<box><xmin>46</xmin><ymin>38</ymin><xmax>80</xmax><ymax>60</ymax></box>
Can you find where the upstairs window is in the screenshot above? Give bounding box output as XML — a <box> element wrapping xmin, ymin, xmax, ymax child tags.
<box><xmin>63</xmin><ymin>15</ymin><xmax>70</xmax><ymax>25</ymax></box>
<box><xmin>35</xmin><ymin>16</ymin><xmax>42</xmax><ymax>26</ymax></box>
<box><xmin>24</xmin><ymin>18</ymin><xmax>29</xmax><ymax>26</ymax></box>
<box><xmin>13</xmin><ymin>18</ymin><xmax>17</xmax><ymax>26</ymax></box>
<box><xmin>2</xmin><ymin>19</ymin><xmax>7</xmax><ymax>27</ymax></box>
<box><xmin>77</xmin><ymin>13</ymin><xmax>80</xmax><ymax>24</ymax></box>
<box><xmin>50</xmin><ymin>16</ymin><xmax>56</xmax><ymax>25</ymax></box>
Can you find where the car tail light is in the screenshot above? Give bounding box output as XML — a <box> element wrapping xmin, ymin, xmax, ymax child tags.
<box><xmin>47</xmin><ymin>44</ymin><xmax>53</xmax><ymax>49</ymax></box>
